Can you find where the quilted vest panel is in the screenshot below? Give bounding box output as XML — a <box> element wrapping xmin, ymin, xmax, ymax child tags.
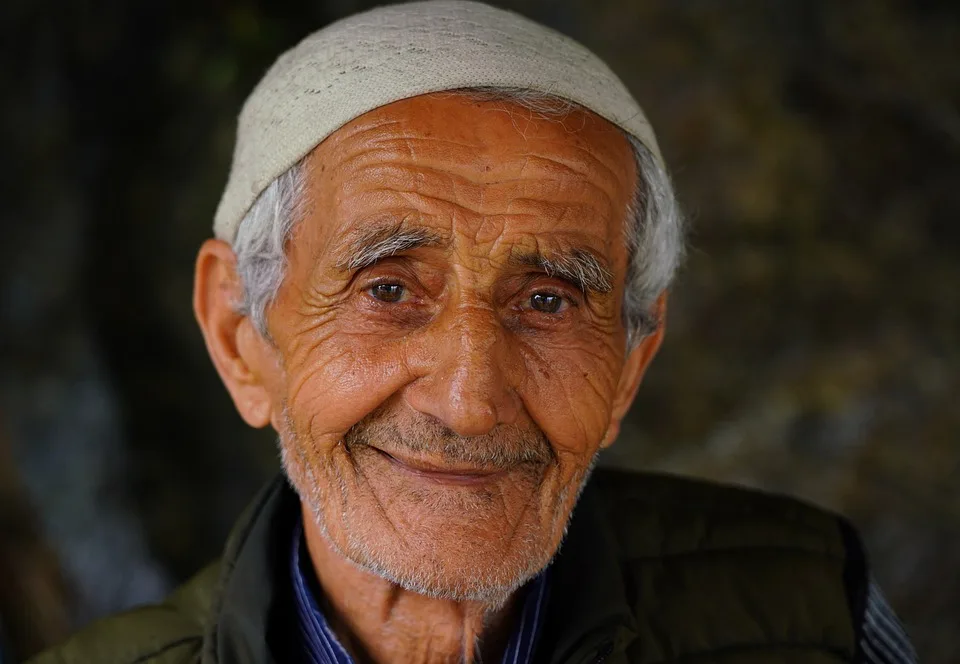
<box><xmin>541</xmin><ymin>470</ymin><xmax>865</xmax><ymax>664</ymax></box>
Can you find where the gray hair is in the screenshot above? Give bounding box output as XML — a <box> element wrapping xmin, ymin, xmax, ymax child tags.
<box><xmin>232</xmin><ymin>89</ymin><xmax>684</xmax><ymax>345</ymax></box>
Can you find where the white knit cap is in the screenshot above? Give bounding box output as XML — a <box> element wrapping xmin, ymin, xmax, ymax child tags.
<box><xmin>213</xmin><ymin>0</ymin><xmax>663</xmax><ymax>241</ymax></box>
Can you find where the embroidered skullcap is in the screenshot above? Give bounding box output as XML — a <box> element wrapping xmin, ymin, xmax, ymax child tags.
<box><xmin>213</xmin><ymin>0</ymin><xmax>663</xmax><ymax>241</ymax></box>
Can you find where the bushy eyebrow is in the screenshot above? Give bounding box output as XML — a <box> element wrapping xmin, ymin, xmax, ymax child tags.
<box><xmin>510</xmin><ymin>247</ymin><xmax>614</xmax><ymax>294</ymax></box>
<box><xmin>334</xmin><ymin>221</ymin><xmax>446</xmax><ymax>271</ymax></box>
<box><xmin>334</xmin><ymin>221</ymin><xmax>613</xmax><ymax>295</ymax></box>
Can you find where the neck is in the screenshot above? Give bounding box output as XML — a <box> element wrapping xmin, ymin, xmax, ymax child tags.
<box><xmin>301</xmin><ymin>503</ymin><xmax>523</xmax><ymax>664</ymax></box>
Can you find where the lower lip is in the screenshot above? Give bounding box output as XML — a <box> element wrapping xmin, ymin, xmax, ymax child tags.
<box><xmin>374</xmin><ymin>449</ymin><xmax>508</xmax><ymax>486</ymax></box>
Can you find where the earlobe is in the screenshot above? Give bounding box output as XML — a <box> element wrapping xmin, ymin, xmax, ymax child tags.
<box><xmin>599</xmin><ymin>293</ymin><xmax>668</xmax><ymax>449</ymax></box>
<box><xmin>600</xmin><ymin>422</ymin><xmax>622</xmax><ymax>449</ymax></box>
<box><xmin>193</xmin><ymin>239</ymin><xmax>275</xmax><ymax>429</ymax></box>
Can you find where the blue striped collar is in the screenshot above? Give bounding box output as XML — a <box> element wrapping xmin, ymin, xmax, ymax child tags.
<box><xmin>291</xmin><ymin>518</ymin><xmax>550</xmax><ymax>664</ymax></box>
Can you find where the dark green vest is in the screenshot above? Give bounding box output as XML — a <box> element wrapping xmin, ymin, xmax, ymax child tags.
<box><xmin>29</xmin><ymin>469</ymin><xmax>867</xmax><ymax>664</ymax></box>
<box><xmin>539</xmin><ymin>470</ymin><xmax>865</xmax><ymax>663</ymax></box>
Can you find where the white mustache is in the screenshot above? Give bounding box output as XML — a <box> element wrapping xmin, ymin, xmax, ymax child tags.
<box><xmin>343</xmin><ymin>410</ymin><xmax>554</xmax><ymax>469</ymax></box>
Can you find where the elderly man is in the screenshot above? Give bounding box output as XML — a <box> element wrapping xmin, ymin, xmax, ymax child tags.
<box><xmin>32</xmin><ymin>2</ymin><xmax>917</xmax><ymax>663</ymax></box>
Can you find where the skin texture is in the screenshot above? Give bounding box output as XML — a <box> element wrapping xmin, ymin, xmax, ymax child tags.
<box><xmin>194</xmin><ymin>93</ymin><xmax>666</xmax><ymax>664</ymax></box>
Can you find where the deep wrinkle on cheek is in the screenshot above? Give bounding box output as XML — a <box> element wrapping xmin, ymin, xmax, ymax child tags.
<box><xmin>516</xmin><ymin>339</ymin><xmax>619</xmax><ymax>447</ymax></box>
<box><xmin>347</xmin><ymin>451</ymin><xmax>413</xmax><ymax>541</ymax></box>
<box><xmin>287</xmin><ymin>335</ymin><xmax>421</xmax><ymax>447</ymax></box>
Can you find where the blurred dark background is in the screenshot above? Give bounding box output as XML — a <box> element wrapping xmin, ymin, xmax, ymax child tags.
<box><xmin>1</xmin><ymin>0</ymin><xmax>957</xmax><ymax>661</ymax></box>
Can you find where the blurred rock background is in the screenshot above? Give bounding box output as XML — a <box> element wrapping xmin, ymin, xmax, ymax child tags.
<box><xmin>0</xmin><ymin>0</ymin><xmax>956</xmax><ymax>661</ymax></box>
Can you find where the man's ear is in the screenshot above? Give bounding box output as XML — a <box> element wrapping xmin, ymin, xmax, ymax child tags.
<box><xmin>600</xmin><ymin>292</ymin><xmax>668</xmax><ymax>448</ymax></box>
<box><xmin>193</xmin><ymin>238</ymin><xmax>274</xmax><ymax>428</ymax></box>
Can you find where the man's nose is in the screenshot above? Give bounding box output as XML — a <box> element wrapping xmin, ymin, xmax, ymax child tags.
<box><xmin>404</xmin><ymin>306</ymin><xmax>520</xmax><ymax>437</ymax></box>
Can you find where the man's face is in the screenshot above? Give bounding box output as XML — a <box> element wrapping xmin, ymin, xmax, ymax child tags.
<box><xmin>232</xmin><ymin>94</ymin><xmax>656</xmax><ymax>601</ymax></box>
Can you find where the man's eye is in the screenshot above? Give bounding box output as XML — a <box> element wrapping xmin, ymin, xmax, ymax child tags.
<box><xmin>369</xmin><ymin>283</ymin><xmax>406</xmax><ymax>303</ymax></box>
<box><xmin>530</xmin><ymin>292</ymin><xmax>565</xmax><ymax>314</ymax></box>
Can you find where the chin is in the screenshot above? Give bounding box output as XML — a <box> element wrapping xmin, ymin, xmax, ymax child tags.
<box><xmin>298</xmin><ymin>475</ymin><xmax>561</xmax><ymax>604</ymax></box>
<box><xmin>330</xmin><ymin>476</ymin><xmax>558</xmax><ymax>598</ymax></box>
<box><xmin>342</xmin><ymin>522</ymin><xmax>554</xmax><ymax>606</ymax></box>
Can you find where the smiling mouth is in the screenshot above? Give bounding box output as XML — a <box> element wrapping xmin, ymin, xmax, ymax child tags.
<box><xmin>372</xmin><ymin>447</ymin><xmax>509</xmax><ymax>486</ymax></box>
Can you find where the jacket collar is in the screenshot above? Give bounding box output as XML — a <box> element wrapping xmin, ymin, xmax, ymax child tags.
<box><xmin>536</xmin><ymin>475</ymin><xmax>636</xmax><ymax>663</ymax></box>
<box><xmin>202</xmin><ymin>475</ymin><xmax>299</xmax><ymax>664</ymax></box>
<box><xmin>202</xmin><ymin>471</ymin><xmax>634</xmax><ymax>664</ymax></box>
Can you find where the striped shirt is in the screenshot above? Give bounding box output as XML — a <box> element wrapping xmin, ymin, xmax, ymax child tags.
<box><xmin>291</xmin><ymin>520</ymin><xmax>550</xmax><ymax>664</ymax></box>
<box><xmin>860</xmin><ymin>579</ymin><xmax>918</xmax><ymax>663</ymax></box>
<box><xmin>291</xmin><ymin>521</ymin><xmax>915</xmax><ymax>663</ymax></box>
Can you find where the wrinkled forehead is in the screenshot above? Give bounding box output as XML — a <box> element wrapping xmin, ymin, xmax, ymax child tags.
<box><xmin>293</xmin><ymin>93</ymin><xmax>637</xmax><ymax>267</ymax></box>
<box><xmin>319</xmin><ymin>93</ymin><xmax>634</xmax><ymax>173</ymax></box>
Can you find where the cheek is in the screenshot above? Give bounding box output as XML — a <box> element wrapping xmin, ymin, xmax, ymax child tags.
<box><xmin>517</xmin><ymin>332</ymin><xmax>624</xmax><ymax>461</ymax></box>
<box><xmin>280</xmin><ymin>330</ymin><xmax>414</xmax><ymax>446</ymax></box>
